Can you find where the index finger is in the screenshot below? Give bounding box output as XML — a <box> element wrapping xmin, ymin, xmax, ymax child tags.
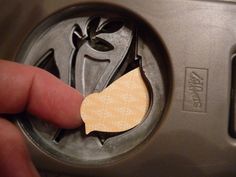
<box><xmin>0</xmin><ymin>60</ymin><xmax>83</xmax><ymax>128</ymax></box>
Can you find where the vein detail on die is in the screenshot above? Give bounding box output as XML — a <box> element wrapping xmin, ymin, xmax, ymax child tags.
<box><xmin>81</xmin><ymin>68</ymin><xmax>149</xmax><ymax>134</ymax></box>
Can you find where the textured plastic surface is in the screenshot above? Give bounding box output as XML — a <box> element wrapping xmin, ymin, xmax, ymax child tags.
<box><xmin>7</xmin><ymin>0</ymin><xmax>236</xmax><ymax>177</ymax></box>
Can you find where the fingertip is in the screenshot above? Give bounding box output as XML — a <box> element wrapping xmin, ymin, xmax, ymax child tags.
<box><xmin>0</xmin><ymin>59</ymin><xmax>84</xmax><ymax>129</ymax></box>
<box><xmin>27</xmin><ymin>68</ymin><xmax>84</xmax><ymax>129</ymax></box>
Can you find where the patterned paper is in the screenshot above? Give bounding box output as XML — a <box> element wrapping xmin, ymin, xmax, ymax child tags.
<box><xmin>80</xmin><ymin>68</ymin><xmax>149</xmax><ymax>134</ymax></box>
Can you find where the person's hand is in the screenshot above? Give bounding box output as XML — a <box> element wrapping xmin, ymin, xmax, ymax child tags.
<box><xmin>0</xmin><ymin>59</ymin><xmax>83</xmax><ymax>177</ymax></box>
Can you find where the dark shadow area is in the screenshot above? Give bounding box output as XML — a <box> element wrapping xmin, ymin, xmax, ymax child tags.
<box><xmin>0</xmin><ymin>0</ymin><xmax>44</xmax><ymax>59</ymax></box>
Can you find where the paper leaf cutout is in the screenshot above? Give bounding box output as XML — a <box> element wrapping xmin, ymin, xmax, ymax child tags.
<box><xmin>81</xmin><ymin>68</ymin><xmax>149</xmax><ymax>134</ymax></box>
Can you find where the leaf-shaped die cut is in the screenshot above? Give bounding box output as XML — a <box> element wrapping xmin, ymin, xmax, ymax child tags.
<box><xmin>81</xmin><ymin>68</ymin><xmax>149</xmax><ymax>134</ymax></box>
<box><xmin>89</xmin><ymin>37</ymin><xmax>114</xmax><ymax>52</ymax></box>
<box><xmin>87</xmin><ymin>16</ymin><xmax>101</xmax><ymax>38</ymax></box>
<box><xmin>99</xmin><ymin>20</ymin><xmax>124</xmax><ymax>34</ymax></box>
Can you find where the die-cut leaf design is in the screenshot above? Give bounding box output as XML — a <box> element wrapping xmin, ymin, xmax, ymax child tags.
<box><xmin>87</xmin><ymin>17</ymin><xmax>101</xmax><ymax>39</ymax></box>
<box><xmin>81</xmin><ymin>68</ymin><xmax>149</xmax><ymax>134</ymax></box>
<box><xmin>89</xmin><ymin>37</ymin><xmax>114</xmax><ymax>52</ymax></box>
<box><xmin>99</xmin><ymin>20</ymin><xmax>124</xmax><ymax>34</ymax></box>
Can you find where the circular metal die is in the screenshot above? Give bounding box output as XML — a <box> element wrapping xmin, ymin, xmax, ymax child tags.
<box><xmin>16</xmin><ymin>4</ymin><xmax>168</xmax><ymax>166</ymax></box>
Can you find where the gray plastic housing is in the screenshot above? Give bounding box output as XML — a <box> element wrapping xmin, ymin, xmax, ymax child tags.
<box><xmin>11</xmin><ymin>0</ymin><xmax>236</xmax><ymax>177</ymax></box>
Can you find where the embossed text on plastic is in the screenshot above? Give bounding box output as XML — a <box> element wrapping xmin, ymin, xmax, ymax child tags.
<box><xmin>183</xmin><ymin>67</ymin><xmax>208</xmax><ymax>112</ymax></box>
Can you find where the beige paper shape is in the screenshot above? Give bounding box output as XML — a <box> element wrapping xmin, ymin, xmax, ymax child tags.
<box><xmin>80</xmin><ymin>68</ymin><xmax>149</xmax><ymax>134</ymax></box>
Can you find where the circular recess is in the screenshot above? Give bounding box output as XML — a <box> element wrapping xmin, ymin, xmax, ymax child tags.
<box><xmin>16</xmin><ymin>3</ymin><xmax>169</xmax><ymax>166</ymax></box>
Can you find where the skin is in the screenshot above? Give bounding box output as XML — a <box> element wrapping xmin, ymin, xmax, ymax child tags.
<box><xmin>0</xmin><ymin>59</ymin><xmax>83</xmax><ymax>177</ymax></box>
